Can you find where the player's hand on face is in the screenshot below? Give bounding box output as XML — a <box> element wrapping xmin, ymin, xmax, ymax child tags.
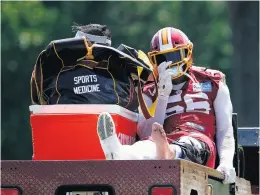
<box><xmin>157</xmin><ymin>61</ymin><xmax>174</xmax><ymax>97</ymax></box>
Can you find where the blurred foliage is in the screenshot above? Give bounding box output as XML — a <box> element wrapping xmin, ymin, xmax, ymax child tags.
<box><xmin>1</xmin><ymin>1</ymin><xmax>258</xmax><ymax>160</ymax></box>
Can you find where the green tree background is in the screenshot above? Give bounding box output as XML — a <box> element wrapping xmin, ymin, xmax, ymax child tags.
<box><xmin>1</xmin><ymin>1</ymin><xmax>259</xmax><ymax>160</ymax></box>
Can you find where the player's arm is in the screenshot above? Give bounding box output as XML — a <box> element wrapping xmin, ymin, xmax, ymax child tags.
<box><xmin>137</xmin><ymin>94</ymin><xmax>168</xmax><ymax>139</ymax></box>
<box><xmin>137</xmin><ymin>61</ymin><xmax>173</xmax><ymax>139</ymax></box>
<box><xmin>214</xmin><ymin>80</ymin><xmax>236</xmax><ymax>183</ymax></box>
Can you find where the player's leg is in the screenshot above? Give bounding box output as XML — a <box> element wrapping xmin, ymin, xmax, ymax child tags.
<box><xmin>97</xmin><ymin>112</ymin><xmax>157</xmax><ymax>160</ymax></box>
<box><xmin>171</xmin><ymin>136</ymin><xmax>211</xmax><ymax>165</ymax></box>
<box><xmin>151</xmin><ymin>122</ymin><xmax>176</xmax><ymax>160</ymax></box>
<box><xmin>150</xmin><ymin>123</ymin><xmax>210</xmax><ymax>165</ymax></box>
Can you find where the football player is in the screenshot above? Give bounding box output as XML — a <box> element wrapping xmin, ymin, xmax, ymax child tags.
<box><xmin>97</xmin><ymin>27</ymin><xmax>236</xmax><ymax>184</ymax></box>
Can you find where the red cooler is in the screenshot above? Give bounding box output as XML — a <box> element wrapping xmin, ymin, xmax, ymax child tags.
<box><xmin>29</xmin><ymin>105</ymin><xmax>138</xmax><ymax>160</ymax></box>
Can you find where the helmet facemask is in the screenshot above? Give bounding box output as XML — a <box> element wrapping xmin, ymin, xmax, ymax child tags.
<box><xmin>148</xmin><ymin>43</ymin><xmax>193</xmax><ymax>80</ymax></box>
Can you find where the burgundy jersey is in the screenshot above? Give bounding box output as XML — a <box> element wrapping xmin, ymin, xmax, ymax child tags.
<box><xmin>143</xmin><ymin>66</ymin><xmax>225</xmax><ymax>167</ymax></box>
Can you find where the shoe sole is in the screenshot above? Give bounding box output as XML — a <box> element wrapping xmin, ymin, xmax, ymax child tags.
<box><xmin>97</xmin><ymin>112</ymin><xmax>123</xmax><ymax>160</ymax></box>
<box><xmin>97</xmin><ymin>112</ymin><xmax>115</xmax><ymax>140</ymax></box>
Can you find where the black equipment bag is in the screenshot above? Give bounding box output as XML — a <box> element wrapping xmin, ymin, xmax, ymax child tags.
<box><xmin>31</xmin><ymin>37</ymin><xmax>158</xmax><ymax>118</ymax></box>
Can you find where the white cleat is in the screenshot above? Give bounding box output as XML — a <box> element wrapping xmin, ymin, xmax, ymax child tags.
<box><xmin>97</xmin><ymin>112</ymin><xmax>122</xmax><ymax>160</ymax></box>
